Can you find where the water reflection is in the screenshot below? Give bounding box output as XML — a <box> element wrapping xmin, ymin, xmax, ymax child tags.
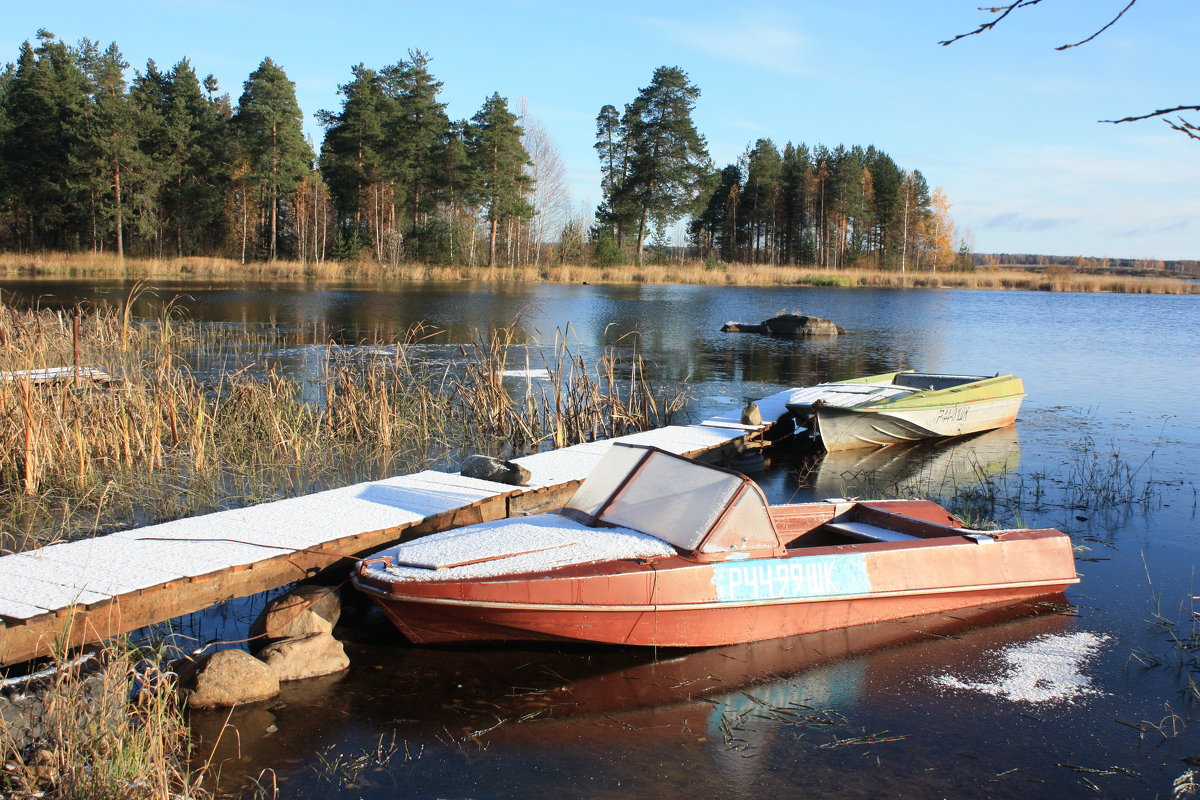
<box><xmin>190</xmin><ymin>601</ymin><xmax>1075</xmax><ymax>797</ymax></box>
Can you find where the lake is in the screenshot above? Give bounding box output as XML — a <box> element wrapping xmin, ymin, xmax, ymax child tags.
<box><xmin>4</xmin><ymin>279</ymin><xmax>1197</xmax><ymax>798</ymax></box>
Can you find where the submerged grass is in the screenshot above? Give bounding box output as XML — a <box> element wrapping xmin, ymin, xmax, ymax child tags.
<box><xmin>1</xmin><ymin>251</ymin><xmax>1196</xmax><ymax>295</ymax></box>
<box><xmin>807</xmin><ymin>434</ymin><xmax>1167</xmax><ymax>530</ymax></box>
<box><xmin>0</xmin><ymin>292</ymin><xmax>688</xmax><ymax>551</ymax></box>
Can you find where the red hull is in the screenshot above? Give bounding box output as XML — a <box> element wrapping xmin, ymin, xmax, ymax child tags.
<box><xmin>365</xmin><ymin>583</ymin><xmax>1074</xmax><ymax>647</ymax></box>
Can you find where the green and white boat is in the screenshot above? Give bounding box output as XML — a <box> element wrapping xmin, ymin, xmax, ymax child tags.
<box><xmin>785</xmin><ymin>371</ymin><xmax>1026</xmax><ymax>452</ymax></box>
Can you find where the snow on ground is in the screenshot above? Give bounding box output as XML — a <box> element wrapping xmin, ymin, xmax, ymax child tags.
<box><xmin>931</xmin><ymin>631</ymin><xmax>1111</xmax><ymax>704</ymax></box>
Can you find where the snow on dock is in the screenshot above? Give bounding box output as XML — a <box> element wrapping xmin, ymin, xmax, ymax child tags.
<box><xmin>0</xmin><ymin>411</ymin><xmax>763</xmax><ymax>666</ymax></box>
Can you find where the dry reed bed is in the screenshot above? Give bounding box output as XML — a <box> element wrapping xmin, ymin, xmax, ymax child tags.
<box><xmin>0</xmin><ymin>295</ymin><xmax>686</xmax><ymax>552</ymax></box>
<box><xmin>0</xmin><ymin>641</ymin><xmax>197</xmax><ymax>800</ymax></box>
<box><xmin>0</xmin><ymin>252</ymin><xmax>1195</xmax><ymax>294</ymax></box>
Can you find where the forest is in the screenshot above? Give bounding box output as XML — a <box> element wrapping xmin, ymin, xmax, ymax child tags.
<box><xmin>0</xmin><ymin>31</ymin><xmax>964</xmax><ymax>270</ymax></box>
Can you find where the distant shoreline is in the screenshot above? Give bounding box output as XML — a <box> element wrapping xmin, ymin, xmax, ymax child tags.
<box><xmin>0</xmin><ymin>252</ymin><xmax>1194</xmax><ymax>295</ymax></box>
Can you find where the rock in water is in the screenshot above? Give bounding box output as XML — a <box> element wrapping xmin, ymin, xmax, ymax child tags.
<box><xmin>760</xmin><ymin>314</ymin><xmax>845</xmax><ymax>336</ymax></box>
<box><xmin>250</xmin><ymin>585</ymin><xmax>342</xmax><ymax>646</ymax></box>
<box><xmin>182</xmin><ymin>649</ymin><xmax>280</xmax><ymax>709</ymax></box>
<box><xmin>259</xmin><ymin>632</ymin><xmax>350</xmax><ymax>682</ymax></box>
<box><xmin>460</xmin><ymin>454</ymin><xmax>531</xmax><ymax>486</ymax></box>
<box><xmin>721</xmin><ymin>313</ymin><xmax>845</xmax><ymax>337</ymax></box>
<box><xmin>741</xmin><ymin>401</ymin><xmax>763</xmax><ymax>426</ymax></box>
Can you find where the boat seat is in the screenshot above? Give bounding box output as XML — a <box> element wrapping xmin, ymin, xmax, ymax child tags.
<box><xmin>823</xmin><ymin>521</ymin><xmax>918</xmax><ymax>543</ymax></box>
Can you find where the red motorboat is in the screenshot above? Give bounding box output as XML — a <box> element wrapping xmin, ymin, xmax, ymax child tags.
<box><xmin>352</xmin><ymin>443</ymin><xmax>1078</xmax><ymax>647</ymax></box>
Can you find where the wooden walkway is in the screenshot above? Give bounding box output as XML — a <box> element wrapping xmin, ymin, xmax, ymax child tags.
<box><xmin>0</xmin><ymin>389</ymin><xmax>796</xmax><ymax>667</ymax></box>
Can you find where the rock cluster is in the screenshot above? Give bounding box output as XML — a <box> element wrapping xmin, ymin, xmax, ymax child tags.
<box><xmin>180</xmin><ymin>584</ymin><xmax>349</xmax><ymax>710</ymax></box>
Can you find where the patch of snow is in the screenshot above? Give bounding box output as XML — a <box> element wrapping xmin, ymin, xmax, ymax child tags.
<box><xmin>364</xmin><ymin>513</ymin><xmax>676</xmax><ymax>582</ymax></box>
<box><xmin>931</xmin><ymin>631</ymin><xmax>1111</xmax><ymax>704</ymax></box>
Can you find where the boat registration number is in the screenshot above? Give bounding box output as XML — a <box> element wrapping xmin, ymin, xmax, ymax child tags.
<box><xmin>712</xmin><ymin>554</ymin><xmax>869</xmax><ymax>602</ymax></box>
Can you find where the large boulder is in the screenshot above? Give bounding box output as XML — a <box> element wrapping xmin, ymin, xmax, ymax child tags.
<box><xmin>722</xmin><ymin>313</ymin><xmax>845</xmax><ymax>337</ymax></box>
<box><xmin>259</xmin><ymin>632</ymin><xmax>350</xmax><ymax>682</ymax></box>
<box><xmin>460</xmin><ymin>454</ymin><xmax>531</xmax><ymax>486</ymax></box>
<box><xmin>762</xmin><ymin>313</ymin><xmax>845</xmax><ymax>336</ymax></box>
<box><xmin>182</xmin><ymin>649</ymin><xmax>280</xmax><ymax>710</ymax></box>
<box><xmin>250</xmin><ymin>585</ymin><xmax>342</xmax><ymax>646</ymax></box>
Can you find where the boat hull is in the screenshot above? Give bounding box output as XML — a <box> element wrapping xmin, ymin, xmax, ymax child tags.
<box><xmin>361</xmin><ymin>583</ymin><xmax>1070</xmax><ymax>647</ymax></box>
<box><xmin>354</xmin><ymin>529</ymin><xmax>1078</xmax><ymax>647</ymax></box>
<box><xmin>815</xmin><ymin>394</ymin><xmax>1023</xmax><ymax>451</ymax></box>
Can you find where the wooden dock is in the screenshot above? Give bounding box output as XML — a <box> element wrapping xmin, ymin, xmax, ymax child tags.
<box><xmin>0</xmin><ymin>390</ymin><xmax>797</xmax><ymax>667</ymax></box>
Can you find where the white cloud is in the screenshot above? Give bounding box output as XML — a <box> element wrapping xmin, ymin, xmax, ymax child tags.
<box><xmin>632</xmin><ymin>15</ymin><xmax>811</xmax><ymax>77</ymax></box>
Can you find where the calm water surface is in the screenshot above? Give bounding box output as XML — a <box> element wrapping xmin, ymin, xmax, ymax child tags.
<box><xmin>5</xmin><ymin>279</ymin><xmax>1197</xmax><ymax>798</ymax></box>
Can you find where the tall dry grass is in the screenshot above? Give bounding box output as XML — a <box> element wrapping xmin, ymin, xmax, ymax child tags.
<box><xmin>0</xmin><ymin>251</ymin><xmax>1195</xmax><ymax>294</ymax></box>
<box><xmin>0</xmin><ymin>293</ymin><xmax>687</xmax><ymax>552</ymax></box>
<box><xmin>0</xmin><ymin>638</ymin><xmax>199</xmax><ymax>800</ymax></box>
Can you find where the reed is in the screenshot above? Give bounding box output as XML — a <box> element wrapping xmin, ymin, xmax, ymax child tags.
<box><xmin>0</xmin><ymin>298</ymin><xmax>688</xmax><ymax>551</ymax></box>
<box><xmin>0</xmin><ymin>638</ymin><xmax>199</xmax><ymax>800</ymax></box>
<box><xmin>1</xmin><ymin>251</ymin><xmax>1195</xmax><ymax>295</ymax></box>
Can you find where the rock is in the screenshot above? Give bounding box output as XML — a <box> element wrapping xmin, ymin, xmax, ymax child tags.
<box><xmin>250</xmin><ymin>585</ymin><xmax>342</xmax><ymax>646</ymax></box>
<box><xmin>259</xmin><ymin>633</ymin><xmax>350</xmax><ymax>682</ymax></box>
<box><xmin>740</xmin><ymin>401</ymin><xmax>763</xmax><ymax>426</ymax></box>
<box><xmin>722</xmin><ymin>313</ymin><xmax>845</xmax><ymax>337</ymax></box>
<box><xmin>460</xmin><ymin>454</ymin><xmax>531</xmax><ymax>486</ymax></box>
<box><xmin>182</xmin><ymin>649</ymin><xmax>280</xmax><ymax>710</ymax></box>
<box><xmin>720</xmin><ymin>321</ymin><xmax>764</xmax><ymax>333</ymax></box>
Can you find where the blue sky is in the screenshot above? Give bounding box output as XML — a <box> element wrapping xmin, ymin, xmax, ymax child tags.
<box><xmin>5</xmin><ymin>1</ymin><xmax>1197</xmax><ymax>260</ymax></box>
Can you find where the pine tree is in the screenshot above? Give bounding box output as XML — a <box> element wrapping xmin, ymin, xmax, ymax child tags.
<box><xmin>2</xmin><ymin>32</ymin><xmax>91</xmax><ymax>249</ymax></box>
<box><xmin>380</xmin><ymin>51</ymin><xmax>451</xmax><ymax>235</ymax></box>
<box><xmin>616</xmin><ymin>67</ymin><xmax>710</xmax><ymax>265</ymax></box>
<box><xmin>743</xmin><ymin>139</ymin><xmax>781</xmax><ymax>263</ymax></box>
<box><xmin>82</xmin><ymin>42</ymin><xmax>145</xmax><ymax>257</ymax></box>
<box><xmin>466</xmin><ymin>92</ymin><xmax>532</xmax><ymax>267</ymax></box>
<box><xmin>233</xmin><ymin>58</ymin><xmax>312</xmax><ymax>261</ymax></box>
<box><xmin>318</xmin><ymin>64</ymin><xmax>390</xmax><ymax>258</ymax></box>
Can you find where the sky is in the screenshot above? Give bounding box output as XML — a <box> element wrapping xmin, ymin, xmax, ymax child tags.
<box><xmin>3</xmin><ymin>1</ymin><xmax>1197</xmax><ymax>261</ymax></box>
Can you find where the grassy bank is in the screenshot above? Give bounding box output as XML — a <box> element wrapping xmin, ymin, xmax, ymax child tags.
<box><xmin>0</xmin><ymin>251</ymin><xmax>1196</xmax><ymax>294</ymax></box>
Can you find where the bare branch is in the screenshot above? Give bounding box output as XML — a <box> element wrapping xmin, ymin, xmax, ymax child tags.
<box><xmin>1164</xmin><ymin>117</ymin><xmax>1200</xmax><ymax>142</ymax></box>
<box><xmin>1101</xmin><ymin>105</ymin><xmax>1200</xmax><ymax>124</ymax></box>
<box><xmin>939</xmin><ymin>1</ymin><xmax>1043</xmax><ymax>46</ymax></box>
<box><xmin>1054</xmin><ymin>0</ymin><xmax>1137</xmax><ymax>49</ymax></box>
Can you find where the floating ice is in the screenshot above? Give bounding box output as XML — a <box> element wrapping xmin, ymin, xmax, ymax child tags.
<box><xmin>932</xmin><ymin>631</ymin><xmax>1110</xmax><ymax>704</ymax></box>
<box><xmin>501</xmin><ymin>368</ymin><xmax>552</xmax><ymax>380</ymax></box>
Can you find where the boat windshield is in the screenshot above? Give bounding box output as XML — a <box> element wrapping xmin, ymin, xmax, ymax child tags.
<box><xmin>564</xmin><ymin>443</ymin><xmax>779</xmax><ymax>553</ymax></box>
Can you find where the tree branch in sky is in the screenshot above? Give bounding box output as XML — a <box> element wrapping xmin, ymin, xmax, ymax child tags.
<box><xmin>938</xmin><ymin>1</ymin><xmax>1200</xmax><ymax>135</ymax></box>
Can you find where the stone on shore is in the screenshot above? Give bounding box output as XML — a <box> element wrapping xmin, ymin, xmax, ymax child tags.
<box><xmin>460</xmin><ymin>454</ymin><xmax>531</xmax><ymax>486</ymax></box>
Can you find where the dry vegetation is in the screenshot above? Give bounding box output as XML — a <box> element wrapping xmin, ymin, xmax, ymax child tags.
<box><xmin>0</xmin><ymin>251</ymin><xmax>1196</xmax><ymax>294</ymax></box>
<box><xmin>0</xmin><ymin>288</ymin><xmax>686</xmax><ymax>552</ymax></box>
<box><xmin>0</xmin><ymin>640</ymin><xmax>197</xmax><ymax>800</ymax></box>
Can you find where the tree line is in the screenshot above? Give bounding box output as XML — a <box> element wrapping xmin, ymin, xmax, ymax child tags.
<box><xmin>0</xmin><ymin>31</ymin><xmax>538</xmax><ymax>266</ymax></box>
<box><xmin>0</xmin><ymin>31</ymin><xmax>962</xmax><ymax>269</ymax></box>
<box><xmin>590</xmin><ymin>66</ymin><xmax>962</xmax><ymax>269</ymax></box>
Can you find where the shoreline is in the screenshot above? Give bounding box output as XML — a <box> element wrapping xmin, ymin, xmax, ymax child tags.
<box><xmin>0</xmin><ymin>252</ymin><xmax>1195</xmax><ymax>295</ymax></box>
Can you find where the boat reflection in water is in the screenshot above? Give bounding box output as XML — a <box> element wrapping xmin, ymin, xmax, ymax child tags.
<box><xmin>191</xmin><ymin>598</ymin><xmax>1077</xmax><ymax>797</ymax></box>
<box><xmin>803</xmin><ymin>426</ymin><xmax>1021</xmax><ymax>502</ymax></box>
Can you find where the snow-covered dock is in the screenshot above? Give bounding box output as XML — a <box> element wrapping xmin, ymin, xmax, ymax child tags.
<box><xmin>0</xmin><ymin>403</ymin><xmax>784</xmax><ymax>666</ymax></box>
